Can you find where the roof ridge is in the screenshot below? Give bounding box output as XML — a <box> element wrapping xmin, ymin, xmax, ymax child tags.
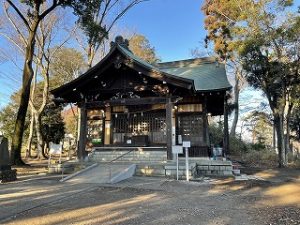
<box><xmin>157</xmin><ymin>57</ymin><xmax>218</xmax><ymax>69</ymax></box>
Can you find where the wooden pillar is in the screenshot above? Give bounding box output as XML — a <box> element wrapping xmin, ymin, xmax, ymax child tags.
<box><xmin>78</xmin><ymin>104</ymin><xmax>88</xmax><ymax>161</ymax></box>
<box><xmin>223</xmin><ymin>94</ymin><xmax>229</xmax><ymax>156</ymax></box>
<box><xmin>202</xmin><ymin>96</ymin><xmax>210</xmax><ymax>146</ymax></box>
<box><xmin>166</xmin><ymin>97</ymin><xmax>173</xmax><ymax>160</ymax></box>
<box><xmin>104</xmin><ymin>107</ymin><xmax>111</xmax><ymax>145</ymax></box>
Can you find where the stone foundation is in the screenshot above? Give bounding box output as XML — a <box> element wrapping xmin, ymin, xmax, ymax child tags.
<box><xmin>196</xmin><ymin>160</ymin><xmax>233</xmax><ymax>176</ymax></box>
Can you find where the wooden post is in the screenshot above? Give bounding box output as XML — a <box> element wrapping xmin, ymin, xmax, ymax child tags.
<box><xmin>78</xmin><ymin>104</ymin><xmax>88</xmax><ymax>161</ymax></box>
<box><xmin>223</xmin><ymin>93</ymin><xmax>229</xmax><ymax>156</ymax></box>
<box><xmin>104</xmin><ymin>107</ymin><xmax>111</xmax><ymax>145</ymax></box>
<box><xmin>166</xmin><ymin>97</ymin><xmax>173</xmax><ymax>160</ymax></box>
<box><xmin>202</xmin><ymin>96</ymin><xmax>210</xmax><ymax>146</ymax></box>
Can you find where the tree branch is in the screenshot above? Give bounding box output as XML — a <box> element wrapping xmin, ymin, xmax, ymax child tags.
<box><xmin>5</xmin><ymin>0</ymin><xmax>30</xmax><ymax>30</ymax></box>
<box><xmin>39</xmin><ymin>0</ymin><xmax>60</xmax><ymax>21</ymax></box>
<box><xmin>3</xmin><ymin>2</ymin><xmax>28</xmax><ymax>46</ymax></box>
<box><xmin>0</xmin><ymin>31</ymin><xmax>24</xmax><ymax>54</ymax></box>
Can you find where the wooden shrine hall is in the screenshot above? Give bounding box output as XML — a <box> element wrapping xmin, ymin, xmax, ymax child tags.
<box><xmin>51</xmin><ymin>36</ymin><xmax>232</xmax><ymax>161</ymax></box>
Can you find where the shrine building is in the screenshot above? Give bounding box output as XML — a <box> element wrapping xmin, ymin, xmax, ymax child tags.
<box><xmin>51</xmin><ymin>36</ymin><xmax>231</xmax><ymax>161</ymax></box>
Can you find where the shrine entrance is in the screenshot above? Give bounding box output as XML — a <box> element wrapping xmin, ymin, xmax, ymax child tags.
<box><xmin>111</xmin><ymin>109</ymin><xmax>166</xmax><ymax>146</ymax></box>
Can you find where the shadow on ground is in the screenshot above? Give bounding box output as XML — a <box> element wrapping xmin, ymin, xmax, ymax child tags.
<box><xmin>0</xmin><ymin>167</ymin><xmax>299</xmax><ymax>225</ymax></box>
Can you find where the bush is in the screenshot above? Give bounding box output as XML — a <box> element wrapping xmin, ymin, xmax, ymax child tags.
<box><xmin>229</xmin><ymin>135</ymin><xmax>250</xmax><ymax>155</ymax></box>
<box><xmin>250</xmin><ymin>142</ymin><xmax>267</xmax><ymax>151</ymax></box>
<box><xmin>209</xmin><ymin>122</ymin><xmax>223</xmax><ymax>147</ymax></box>
<box><xmin>242</xmin><ymin>150</ymin><xmax>278</xmax><ymax>167</ymax></box>
<box><xmin>287</xmin><ymin>152</ymin><xmax>300</xmax><ymax>168</ymax></box>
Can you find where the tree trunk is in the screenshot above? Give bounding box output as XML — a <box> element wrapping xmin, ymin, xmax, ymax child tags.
<box><xmin>78</xmin><ymin>105</ymin><xmax>88</xmax><ymax>161</ymax></box>
<box><xmin>42</xmin><ymin>141</ymin><xmax>48</xmax><ymax>159</ymax></box>
<box><xmin>87</xmin><ymin>44</ymin><xmax>95</xmax><ymax>68</ymax></box>
<box><xmin>230</xmin><ymin>71</ymin><xmax>240</xmax><ymax>137</ymax></box>
<box><xmin>274</xmin><ymin>114</ymin><xmax>286</xmax><ymax>167</ymax></box>
<box><xmin>273</xmin><ymin>123</ymin><xmax>276</xmax><ymax>150</ymax></box>
<box><xmin>34</xmin><ymin>113</ymin><xmax>44</xmax><ymax>160</ymax></box>
<box><xmin>26</xmin><ymin>110</ymin><xmax>35</xmax><ymax>158</ymax></box>
<box><xmin>11</xmin><ymin>26</ymin><xmax>38</xmax><ymax>165</ymax></box>
<box><xmin>284</xmin><ymin>102</ymin><xmax>293</xmax><ymax>158</ymax></box>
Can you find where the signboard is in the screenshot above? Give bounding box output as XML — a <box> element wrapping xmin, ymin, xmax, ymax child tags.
<box><xmin>49</xmin><ymin>142</ymin><xmax>62</xmax><ymax>155</ymax></box>
<box><xmin>172</xmin><ymin>145</ymin><xmax>183</xmax><ymax>154</ymax></box>
<box><xmin>178</xmin><ymin>135</ymin><xmax>182</xmax><ymax>144</ymax></box>
<box><xmin>182</xmin><ymin>141</ymin><xmax>191</xmax><ymax>148</ymax></box>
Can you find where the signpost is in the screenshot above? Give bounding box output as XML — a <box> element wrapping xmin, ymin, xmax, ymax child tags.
<box><xmin>48</xmin><ymin>142</ymin><xmax>63</xmax><ymax>168</ymax></box>
<box><xmin>182</xmin><ymin>141</ymin><xmax>191</xmax><ymax>181</ymax></box>
<box><xmin>172</xmin><ymin>145</ymin><xmax>183</xmax><ymax>180</ymax></box>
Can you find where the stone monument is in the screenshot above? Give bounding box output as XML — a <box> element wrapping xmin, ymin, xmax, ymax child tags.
<box><xmin>0</xmin><ymin>135</ymin><xmax>17</xmax><ymax>182</ymax></box>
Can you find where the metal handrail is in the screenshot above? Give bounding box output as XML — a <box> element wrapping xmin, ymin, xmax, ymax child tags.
<box><xmin>108</xmin><ymin>148</ymin><xmax>136</xmax><ymax>163</ymax></box>
<box><xmin>107</xmin><ymin>148</ymin><xmax>138</xmax><ymax>183</ymax></box>
<box><xmin>61</xmin><ymin>158</ymin><xmax>78</xmax><ymax>180</ymax></box>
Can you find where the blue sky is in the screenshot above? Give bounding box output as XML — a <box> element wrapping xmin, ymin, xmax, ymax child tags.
<box><xmin>118</xmin><ymin>0</ymin><xmax>206</xmax><ymax>62</ymax></box>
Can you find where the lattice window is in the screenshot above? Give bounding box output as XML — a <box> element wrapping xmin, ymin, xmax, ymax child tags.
<box><xmin>111</xmin><ymin>110</ymin><xmax>166</xmax><ymax>144</ymax></box>
<box><xmin>177</xmin><ymin>113</ymin><xmax>204</xmax><ymax>146</ymax></box>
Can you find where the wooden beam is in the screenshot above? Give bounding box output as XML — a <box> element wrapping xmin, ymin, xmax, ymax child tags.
<box><xmin>86</xmin><ymin>96</ymin><xmax>180</xmax><ymax>108</ymax></box>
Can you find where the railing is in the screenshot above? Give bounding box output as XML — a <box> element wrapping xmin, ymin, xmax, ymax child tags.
<box><xmin>60</xmin><ymin>158</ymin><xmax>80</xmax><ymax>181</ymax></box>
<box><xmin>106</xmin><ymin>148</ymin><xmax>138</xmax><ymax>183</ymax></box>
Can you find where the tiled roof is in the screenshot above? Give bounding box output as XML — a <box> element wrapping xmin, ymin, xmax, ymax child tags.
<box><xmin>119</xmin><ymin>45</ymin><xmax>231</xmax><ymax>91</ymax></box>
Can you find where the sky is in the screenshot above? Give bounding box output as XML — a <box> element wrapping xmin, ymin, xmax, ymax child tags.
<box><xmin>117</xmin><ymin>0</ymin><xmax>206</xmax><ymax>62</ymax></box>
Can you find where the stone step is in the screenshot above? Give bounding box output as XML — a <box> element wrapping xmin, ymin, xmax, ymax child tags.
<box><xmin>196</xmin><ymin>163</ymin><xmax>233</xmax><ymax>176</ymax></box>
<box><xmin>135</xmin><ymin>164</ymin><xmax>166</xmax><ymax>177</ymax></box>
<box><xmin>89</xmin><ymin>151</ymin><xmax>167</xmax><ymax>162</ymax></box>
<box><xmin>164</xmin><ymin>162</ymin><xmax>197</xmax><ymax>179</ymax></box>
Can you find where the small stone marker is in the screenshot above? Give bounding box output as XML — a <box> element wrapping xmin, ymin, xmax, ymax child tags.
<box><xmin>0</xmin><ymin>135</ymin><xmax>17</xmax><ymax>182</ymax></box>
<box><xmin>0</xmin><ymin>136</ymin><xmax>10</xmax><ymax>167</ymax></box>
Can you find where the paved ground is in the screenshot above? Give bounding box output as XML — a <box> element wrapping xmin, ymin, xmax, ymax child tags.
<box><xmin>0</xmin><ymin>168</ymin><xmax>299</xmax><ymax>225</ymax></box>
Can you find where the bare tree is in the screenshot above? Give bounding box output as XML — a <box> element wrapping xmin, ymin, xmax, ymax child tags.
<box><xmin>2</xmin><ymin>0</ymin><xmax>68</xmax><ymax>165</ymax></box>
<box><xmin>73</xmin><ymin>0</ymin><xmax>148</xmax><ymax>68</ymax></box>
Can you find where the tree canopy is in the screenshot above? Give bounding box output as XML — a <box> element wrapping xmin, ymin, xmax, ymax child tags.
<box><xmin>129</xmin><ymin>34</ymin><xmax>160</xmax><ymax>64</ymax></box>
<box><xmin>202</xmin><ymin>0</ymin><xmax>300</xmax><ymax>167</ymax></box>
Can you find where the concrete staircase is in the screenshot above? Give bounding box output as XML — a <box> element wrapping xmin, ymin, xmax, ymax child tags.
<box><xmin>86</xmin><ymin>150</ymin><xmax>233</xmax><ymax>180</ymax></box>
<box><xmin>135</xmin><ymin>163</ymin><xmax>197</xmax><ymax>180</ymax></box>
<box><xmin>135</xmin><ymin>159</ymin><xmax>233</xmax><ymax>179</ymax></box>
<box><xmin>89</xmin><ymin>150</ymin><xmax>167</xmax><ymax>162</ymax></box>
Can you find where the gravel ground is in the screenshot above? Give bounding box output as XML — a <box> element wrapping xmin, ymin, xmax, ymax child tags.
<box><xmin>0</xmin><ymin>168</ymin><xmax>299</xmax><ymax>225</ymax></box>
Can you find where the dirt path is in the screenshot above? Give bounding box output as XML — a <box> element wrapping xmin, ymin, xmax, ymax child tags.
<box><xmin>0</xmin><ymin>168</ymin><xmax>299</xmax><ymax>225</ymax></box>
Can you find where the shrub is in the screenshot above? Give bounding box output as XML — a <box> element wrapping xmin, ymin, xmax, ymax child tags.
<box><xmin>229</xmin><ymin>135</ymin><xmax>250</xmax><ymax>155</ymax></box>
<box><xmin>242</xmin><ymin>150</ymin><xmax>278</xmax><ymax>167</ymax></box>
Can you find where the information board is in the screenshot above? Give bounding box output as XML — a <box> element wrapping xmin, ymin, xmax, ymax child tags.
<box><xmin>172</xmin><ymin>145</ymin><xmax>183</xmax><ymax>154</ymax></box>
<box><xmin>182</xmin><ymin>141</ymin><xmax>191</xmax><ymax>148</ymax></box>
